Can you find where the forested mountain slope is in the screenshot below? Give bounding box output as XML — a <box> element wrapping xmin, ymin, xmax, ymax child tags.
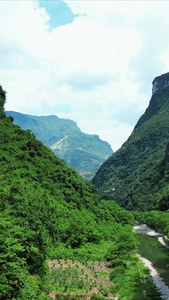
<box><xmin>6</xmin><ymin>111</ymin><xmax>113</xmax><ymax>180</ymax></box>
<box><xmin>0</xmin><ymin>85</ymin><xmax>162</xmax><ymax>299</ymax></box>
<box><xmin>0</xmin><ymin>108</ymin><xmax>135</xmax><ymax>299</ymax></box>
<box><xmin>92</xmin><ymin>72</ymin><xmax>169</xmax><ymax>211</ymax></box>
<box><xmin>127</xmin><ymin>139</ymin><xmax>169</xmax><ymax>211</ymax></box>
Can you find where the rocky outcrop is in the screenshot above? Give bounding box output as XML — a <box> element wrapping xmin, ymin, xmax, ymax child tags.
<box><xmin>152</xmin><ymin>72</ymin><xmax>169</xmax><ymax>94</ymax></box>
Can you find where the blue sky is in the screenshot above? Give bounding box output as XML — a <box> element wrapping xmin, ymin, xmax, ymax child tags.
<box><xmin>1</xmin><ymin>1</ymin><xmax>169</xmax><ymax>151</ymax></box>
<box><xmin>38</xmin><ymin>0</ymin><xmax>79</xmax><ymax>29</ymax></box>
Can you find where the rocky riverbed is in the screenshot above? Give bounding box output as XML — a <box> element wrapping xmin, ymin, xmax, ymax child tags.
<box><xmin>134</xmin><ymin>224</ymin><xmax>169</xmax><ymax>299</ymax></box>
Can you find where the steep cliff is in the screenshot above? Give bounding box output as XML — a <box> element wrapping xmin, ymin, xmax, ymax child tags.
<box><xmin>92</xmin><ymin>72</ymin><xmax>169</xmax><ymax>211</ymax></box>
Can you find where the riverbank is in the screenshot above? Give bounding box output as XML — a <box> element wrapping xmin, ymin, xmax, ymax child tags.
<box><xmin>137</xmin><ymin>254</ymin><xmax>169</xmax><ymax>299</ymax></box>
<box><xmin>134</xmin><ymin>224</ymin><xmax>169</xmax><ymax>248</ymax></box>
<box><xmin>134</xmin><ymin>224</ymin><xmax>169</xmax><ymax>299</ymax></box>
<box><xmin>158</xmin><ymin>236</ymin><xmax>169</xmax><ymax>249</ymax></box>
<box><xmin>133</xmin><ymin>224</ymin><xmax>162</xmax><ymax>237</ymax></box>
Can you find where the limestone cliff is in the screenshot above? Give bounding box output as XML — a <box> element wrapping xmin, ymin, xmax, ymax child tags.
<box><xmin>152</xmin><ymin>72</ymin><xmax>169</xmax><ymax>94</ymax></box>
<box><xmin>92</xmin><ymin>72</ymin><xmax>169</xmax><ymax>211</ymax></box>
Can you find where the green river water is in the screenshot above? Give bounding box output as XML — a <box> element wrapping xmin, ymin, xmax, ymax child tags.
<box><xmin>137</xmin><ymin>233</ymin><xmax>169</xmax><ymax>287</ymax></box>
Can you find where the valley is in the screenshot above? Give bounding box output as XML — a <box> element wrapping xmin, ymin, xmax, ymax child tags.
<box><xmin>1</xmin><ymin>72</ymin><xmax>169</xmax><ymax>299</ymax></box>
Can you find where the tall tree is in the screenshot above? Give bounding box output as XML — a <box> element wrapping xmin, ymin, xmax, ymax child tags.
<box><xmin>0</xmin><ymin>85</ymin><xmax>6</xmax><ymax>111</ymax></box>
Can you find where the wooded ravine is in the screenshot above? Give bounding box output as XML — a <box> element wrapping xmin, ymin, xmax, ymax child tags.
<box><xmin>1</xmin><ymin>73</ymin><xmax>169</xmax><ymax>299</ymax></box>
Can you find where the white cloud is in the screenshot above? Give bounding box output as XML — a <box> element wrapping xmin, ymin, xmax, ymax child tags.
<box><xmin>1</xmin><ymin>1</ymin><xmax>169</xmax><ymax>151</ymax></box>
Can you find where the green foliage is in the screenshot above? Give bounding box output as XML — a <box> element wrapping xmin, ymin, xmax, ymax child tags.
<box><xmin>0</xmin><ymin>96</ymin><xmax>162</xmax><ymax>299</ymax></box>
<box><xmin>91</xmin><ymin>294</ymin><xmax>107</xmax><ymax>300</ymax></box>
<box><xmin>0</xmin><ymin>213</ymin><xmax>50</xmax><ymax>300</ymax></box>
<box><xmin>92</xmin><ymin>73</ymin><xmax>169</xmax><ymax>211</ymax></box>
<box><xmin>104</xmin><ymin>224</ymin><xmax>161</xmax><ymax>299</ymax></box>
<box><xmin>0</xmin><ymin>85</ymin><xmax>6</xmax><ymax>111</ymax></box>
<box><xmin>110</xmin><ymin>257</ymin><xmax>161</xmax><ymax>300</ymax></box>
<box><xmin>49</xmin><ymin>266</ymin><xmax>89</xmax><ymax>292</ymax></box>
<box><xmin>105</xmin><ymin>226</ymin><xmax>138</xmax><ymax>268</ymax></box>
<box><xmin>0</xmin><ymin>111</ymin><xmax>139</xmax><ymax>298</ymax></box>
<box><xmin>134</xmin><ymin>210</ymin><xmax>169</xmax><ymax>238</ymax></box>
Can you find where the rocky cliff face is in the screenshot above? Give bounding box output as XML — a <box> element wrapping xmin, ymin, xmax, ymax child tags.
<box><xmin>92</xmin><ymin>72</ymin><xmax>169</xmax><ymax>211</ymax></box>
<box><xmin>152</xmin><ymin>72</ymin><xmax>169</xmax><ymax>94</ymax></box>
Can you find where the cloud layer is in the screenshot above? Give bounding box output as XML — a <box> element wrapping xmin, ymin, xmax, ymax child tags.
<box><xmin>1</xmin><ymin>1</ymin><xmax>169</xmax><ymax>150</ymax></box>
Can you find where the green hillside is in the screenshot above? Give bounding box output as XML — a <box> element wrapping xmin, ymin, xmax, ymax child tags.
<box><xmin>0</xmin><ymin>84</ymin><xmax>160</xmax><ymax>299</ymax></box>
<box><xmin>92</xmin><ymin>72</ymin><xmax>169</xmax><ymax>211</ymax></box>
<box><xmin>6</xmin><ymin>111</ymin><xmax>113</xmax><ymax>180</ymax></box>
<box><xmin>125</xmin><ymin>140</ymin><xmax>169</xmax><ymax>212</ymax></box>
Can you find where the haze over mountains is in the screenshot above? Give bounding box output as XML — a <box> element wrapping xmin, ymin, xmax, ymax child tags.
<box><xmin>93</xmin><ymin>72</ymin><xmax>169</xmax><ymax>211</ymax></box>
<box><xmin>6</xmin><ymin>111</ymin><xmax>113</xmax><ymax>180</ymax></box>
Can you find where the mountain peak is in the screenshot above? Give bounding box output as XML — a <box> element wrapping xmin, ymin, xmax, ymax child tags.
<box><xmin>92</xmin><ymin>72</ymin><xmax>169</xmax><ymax>211</ymax></box>
<box><xmin>152</xmin><ymin>72</ymin><xmax>169</xmax><ymax>94</ymax></box>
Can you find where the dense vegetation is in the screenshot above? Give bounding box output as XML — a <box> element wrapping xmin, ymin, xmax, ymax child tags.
<box><xmin>0</xmin><ymin>85</ymin><xmax>6</xmax><ymax>111</ymax></box>
<box><xmin>135</xmin><ymin>210</ymin><xmax>169</xmax><ymax>239</ymax></box>
<box><xmin>0</xmin><ymin>85</ymin><xmax>160</xmax><ymax>299</ymax></box>
<box><xmin>92</xmin><ymin>72</ymin><xmax>169</xmax><ymax>211</ymax></box>
<box><xmin>6</xmin><ymin>111</ymin><xmax>113</xmax><ymax>180</ymax></box>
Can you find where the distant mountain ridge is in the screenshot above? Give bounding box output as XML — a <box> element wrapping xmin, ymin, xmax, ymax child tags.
<box><xmin>92</xmin><ymin>72</ymin><xmax>169</xmax><ymax>211</ymax></box>
<box><xmin>6</xmin><ymin>111</ymin><xmax>113</xmax><ymax>180</ymax></box>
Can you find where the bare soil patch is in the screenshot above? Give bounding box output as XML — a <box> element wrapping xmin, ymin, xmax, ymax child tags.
<box><xmin>48</xmin><ymin>259</ymin><xmax>115</xmax><ymax>299</ymax></box>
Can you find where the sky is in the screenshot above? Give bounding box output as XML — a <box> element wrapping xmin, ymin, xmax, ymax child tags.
<box><xmin>1</xmin><ymin>1</ymin><xmax>169</xmax><ymax>151</ymax></box>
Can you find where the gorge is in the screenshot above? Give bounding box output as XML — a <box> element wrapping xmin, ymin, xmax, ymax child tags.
<box><xmin>1</xmin><ymin>72</ymin><xmax>169</xmax><ymax>299</ymax></box>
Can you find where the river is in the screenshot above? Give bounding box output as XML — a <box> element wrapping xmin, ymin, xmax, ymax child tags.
<box><xmin>134</xmin><ymin>224</ymin><xmax>169</xmax><ymax>299</ymax></box>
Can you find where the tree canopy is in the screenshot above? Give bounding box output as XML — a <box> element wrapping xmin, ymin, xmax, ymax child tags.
<box><xmin>0</xmin><ymin>85</ymin><xmax>6</xmax><ymax>111</ymax></box>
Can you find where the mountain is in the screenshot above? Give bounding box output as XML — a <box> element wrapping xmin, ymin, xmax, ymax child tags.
<box><xmin>0</xmin><ymin>109</ymin><xmax>138</xmax><ymax>299</ymax></box>
<box><xmin>5</xmin><ymin>111</ymin><xmax>113</xmax><ymax>180</ymax></box>
<box><xmin>0</xmin><ymin>86</ymin><xmax>162</xmax><ymax>300</ymax></box>
<box><xmin>92</xmin><ymin>72</ymin><xmax>169</xmax><ymax>211</ymax></box>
